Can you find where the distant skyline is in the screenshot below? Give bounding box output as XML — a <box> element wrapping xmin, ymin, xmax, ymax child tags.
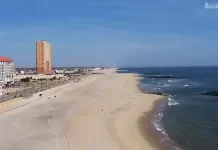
<box><xmin>0</xmin><ymin>0</ymin><xmax>218</xmax><ymax>67</ymax></box>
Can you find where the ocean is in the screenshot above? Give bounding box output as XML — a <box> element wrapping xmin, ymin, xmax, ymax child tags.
<box><xmin>118</xmin><ymin>67</ymin><xmax>218</xmax><ymax>150</ymax></box>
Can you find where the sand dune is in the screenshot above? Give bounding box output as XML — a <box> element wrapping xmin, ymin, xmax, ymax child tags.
<box><xmin>0</xmin><ymin>69</ymin><xmax>162</xmax><ymax>150</ymax></box>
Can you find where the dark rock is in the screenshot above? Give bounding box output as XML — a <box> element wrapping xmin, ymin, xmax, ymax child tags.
<box><xmin>202</xmin><ymin>91</ymin><xmax>218</xmax><ymax>96</ymax></box>
<box><xmin>145</xmin><ymin>92</ymin><xmax>168</xmax><ymax>96</ymax></box>
<box><xmin>145</xmin><ymin>75</ymin><xmax>177</xmax><ymax>79</ymax></box>
<box><xmin>142</xmin><ymin>73</ymin><xmax>160</xmax><ymax>75</ymax></box>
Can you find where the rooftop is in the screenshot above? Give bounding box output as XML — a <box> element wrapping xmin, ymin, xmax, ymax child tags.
<box><xmin>0</xmin><ymin>56</ymin><xmax>12</xmax><ymax>62</ymax></box>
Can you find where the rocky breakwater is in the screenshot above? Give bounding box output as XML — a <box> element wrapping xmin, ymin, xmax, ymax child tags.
<box><xmin>145</xmin><ymin>92</ymin><xmax>169</xmax><ymax>96</ymax></box>
<box><xmin>202</xmin><ymin>91</ymin><xmax>218</xmax><ymax>96</ymax></box>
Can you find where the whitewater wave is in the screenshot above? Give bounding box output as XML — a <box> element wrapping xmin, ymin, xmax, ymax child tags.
<box><xmin>153</xmin><ymin>88</ymin><xmax>157</xmax><ymax>91</ymax></box>
<box><xmin>174</xmin><ymin>146</ymin><xmax>183</xmax><ymax>150</ymax></box>
<box><xmin>151</xmin><ymin>112</ymin><xmax>167</xmax><ymax>136</ymax></box>
<box><xmin>151</xmin><ymin>102</ymin><xmax>182</xmax><ymax>150</ymax></box>
<box><xmin>168</xmin><ymin>97</ymin><xmax>180</xmax><ymax>106</ymax></box>
<box><xmin>168</xmin><ymin>79</ymin><xmax>176</xmax><ymax>83</ymax></box>
<box><xmin>152</xmin><ymin>87</ymin><xmax>162</xmax><ymax>91</ymax></box>
<box><xmin>163</xmin><ymin>84</ymin><xmax>170</xmax><ymax>87</ymax></box>
<box><xmin>168</xmin><ymin>79</ymin><xmax>185</xmax><ymax>83</ymax></box>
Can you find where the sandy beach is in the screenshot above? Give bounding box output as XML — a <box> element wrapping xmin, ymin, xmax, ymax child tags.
<box><xmin>0</xmin><ymin>69</ymin><xmax>163</xmax><ymax>150</ymax></box>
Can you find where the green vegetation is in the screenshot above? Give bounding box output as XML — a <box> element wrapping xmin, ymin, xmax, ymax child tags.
<box><xmin>20</xmin><ymin>77</ymin><xmax>30</xmax><ymax>82</ymax></box>
<box><xmin>20</xmin><ymin>76</ymin><xmax>59</xmax><ymax>82</ymax></box>
<box><xmin>50</xmin><ymin>76</ymin><xmax>57</xmax><ymax>81</ymax></box>
<box><xmin>39</xmin><ymin>78</ymin><xmax>47</xmax><ymax>81</ymax></box>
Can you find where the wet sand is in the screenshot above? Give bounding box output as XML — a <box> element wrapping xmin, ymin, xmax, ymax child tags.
<box><xmin>0</xmin><ymin>69</ymin><xmax>163</xmax><ymax>150</ymax></box>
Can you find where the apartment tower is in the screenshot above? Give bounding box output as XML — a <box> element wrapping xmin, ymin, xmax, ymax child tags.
<box><xmin>36</xmin><ymin>40</ymin><xmax>52</xmax><ymax>74</ymax></box>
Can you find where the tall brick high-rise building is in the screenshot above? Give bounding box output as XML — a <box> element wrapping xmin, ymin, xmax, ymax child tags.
<box><xmin>36</xmin><ymin>40</ymin><xmax>52</xmax><ymax>74</ymax></box>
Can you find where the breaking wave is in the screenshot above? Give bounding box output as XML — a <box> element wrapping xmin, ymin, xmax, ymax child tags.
<box><xmin>151</xmin><ymin>112</ymin><xmax>167</xmax><ymax>135</ymax></box>
<box><xmin>168</xmin><ymin>97</ymin><xmax>180</xmax><ymax>106</ymax></box>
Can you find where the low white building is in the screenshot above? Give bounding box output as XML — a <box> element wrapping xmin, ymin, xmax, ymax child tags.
<box><xmin>0</xmin><ymin>56</ymin><xmax>15</xmax><ymax>85</ymax></box>
<box><xmin>20</xmin><ymin>70</ymin><xmax>25</xmax><ymax>74</ymax></box>
<box><xmin>54</xmin><ymin>69</ymin><xmax>64</xmax><ymax>74</ymax></box>
<box><xmin>14</xmin><ymin>74</ymin><xmax>65</xmax><ymax>80</ymax></box>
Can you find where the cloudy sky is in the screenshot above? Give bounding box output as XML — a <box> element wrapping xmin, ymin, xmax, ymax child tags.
<box><xmin>0</xmin><ymin>0</ymin><xmax>218</xmax><ymax>67</ymax></box>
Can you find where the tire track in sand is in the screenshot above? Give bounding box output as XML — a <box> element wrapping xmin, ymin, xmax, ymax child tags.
<box><xmin>49</xmin><ymin>110</ymin><xmax>71</xmax><ymax>150</ymax></box>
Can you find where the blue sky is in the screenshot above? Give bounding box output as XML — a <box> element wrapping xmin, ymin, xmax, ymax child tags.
<box><xmin>0</xmin><ymin>0</ymin><xmax>218</xmax><ymax>67</ymax></box>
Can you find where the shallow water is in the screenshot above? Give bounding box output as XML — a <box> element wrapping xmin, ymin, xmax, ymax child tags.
<box><xmin>118</xmin><ymin>67</ymin><xmax>218</xmax><ymax>150</ymax></box>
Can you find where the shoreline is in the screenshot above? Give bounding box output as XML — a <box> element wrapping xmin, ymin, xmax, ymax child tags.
<box><xmin>136</xmin><ymin>73</ymin><xmax>165</xmax><ymax>150</ymax></box>
<box><xmin>136</xmin><ymin>73</ymin><xmax>180</xmax><ymax>150</ymax></box>
<box><xmin>108</xmin><ymin>71</ymin><xmax>165</xmax><ymax>150</ymax></box>
<box><xmin>138</xmin><ymin>96</ymin><xmax>166</xmax><ymax>150</ymax></box>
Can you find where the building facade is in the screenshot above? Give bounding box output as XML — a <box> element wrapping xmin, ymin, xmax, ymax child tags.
<box><xmin>0</xmin><ymin>56</ymin><xmax>15</xmax><ymax>85</ymax></box>
<box><xmin>36</xmin><ymin>40</ymin><xmax>52</xmax><ymax>74</ymax></box>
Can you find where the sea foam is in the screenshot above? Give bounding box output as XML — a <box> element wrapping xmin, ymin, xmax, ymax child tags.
<box><xmin>151</xmin><ymin>112</ymin><xmax>167</xmax><ymax>136</ymax></box>
<box><xmin>168</xmin><ymin>97</ymin><xmax>180</xmax><ymax>106</ymax></box>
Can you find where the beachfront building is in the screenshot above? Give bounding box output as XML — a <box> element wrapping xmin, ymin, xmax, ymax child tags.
<box><xmin>0</xmin><ymin>56</ymin><xmax>15</xmax><ymax>85</ymax></box>
<box><xmin>54</xmin><ymin>69</ymin><xmax>64</xmax><ymax>74</ymax></box>
<box><xmin>36</xmin><ymin>40</ymin><xmax>52</xmax><ymax>75</ymax></box>
<box><xmin>0</xmin><ymin>86</ymin><xmax>2</xmax><ymax>97</ymax></box>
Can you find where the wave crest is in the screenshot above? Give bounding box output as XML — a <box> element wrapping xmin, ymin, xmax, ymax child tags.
<box><xmin>168</xmin><ymin>97</ymin><xmax>180</xmax><ymax>106</ymax></box>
